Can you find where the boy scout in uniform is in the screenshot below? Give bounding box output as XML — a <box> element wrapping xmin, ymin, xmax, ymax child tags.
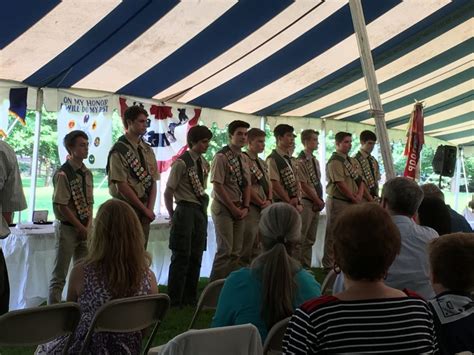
<box><xmin>323</xmin><ymin>131</ymin><xmax>364</xmax><ymax>269</ymax></box>
<box><xmin>1</xmin><ymin>139</ymin><xmax>27</xmax><ymax>314</ymax></box>
<box><xmin>266</xmin><ymin>124</ymin><xmax>303</xmax><ymax>213</ymax></box>
<box><xmin>164</xmin><ymin>125</ymin><xmax>213</xmax><ymax>307</ymax></box>
<box><xmin>48</xmin><ymin>130</ymin><xmax>93</xmax><ymax>304</ymax></box>
<box><xmin>297</xmin><ymin>129</ymin><xmax>324</xmax><ymax>269</ymax></box>
<box><xmin>107</xmin><ymin>106</ymin><xmax>159</xmax><ymax>247</ymax></box>
<box><xmin>209</xmin><ymin>120</ymin><xmax>251</xmax><ymax>281</ymax></box>
<box><xmin>354</xmin><ymin>130</ymin><xmax>380</xmax><ymax>201</ymax></box>
<box><xmin>241</xmin><ymin>128</ymin><xmax>272</xmax><ymax>266</ymax></box>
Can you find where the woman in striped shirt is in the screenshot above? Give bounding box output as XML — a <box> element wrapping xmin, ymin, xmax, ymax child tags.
<box><xmin>283</xmin><ymin>203</ymin><xmax>438</xmax><ymax>354</ymax></box>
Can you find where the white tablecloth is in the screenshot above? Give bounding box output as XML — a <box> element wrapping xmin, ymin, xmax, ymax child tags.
<box><xmin>0</xmin><ymin>217</ymin><xmax>217</xmax><ymax>310</ymax></box>
<box><xmin>1</xmin><ymin>214</ymin><xmax>326</xmax><ymax>311</ymax></box>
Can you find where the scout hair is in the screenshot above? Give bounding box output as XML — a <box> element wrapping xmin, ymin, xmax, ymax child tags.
<box><xmin>228</xmin><ymin>120</ymin><xmax>250</xmax><ymax>136</ymax></box>
<box><xmin>247</xmin><ymin>128</ymin><xmax>266</xmax><ymax>142</ymax></box>
<box><xmin>63</xmin><ymin>130</ymin><xmax>88</xmax><ymax>154</ymax></box>
<box><xmin>335</xmin><ymin>131</ymin><xmax>352</xmax><ymax>143</ymax></box>
<box><xmin>301</xmin><ymin>129</ymin><xmax>319</xmax><ymax>144</ymax></box>
<box><xmin>273</xmin><ymin>124</ymin><xmax>294</xmax><ymax>138</ymax></box>
<box><xmin>252</xmin><ymin>202</ymin><xmax>301</xmax><ymax>329</ymax></box>
<box><xmin>86</xmin><ymin>199</ymin><xmax>151</xmax><ymax>297</ymax></box>
<box><xmin>122</xmin><ymin>105</ymin><xmax>148</xmax><ymax>129</ymax></box>
<box><xmin>187</xmin><ymin>125</ymin><xmax>213</xmax><ymax>148</ymax></box>
<box><xmin>360</xmin><ymin>130</ymin><xmax>377</xmax><ymax>143</ymax></box>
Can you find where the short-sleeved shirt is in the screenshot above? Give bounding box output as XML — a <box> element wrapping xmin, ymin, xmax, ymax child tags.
<box><xmin>326</xmin><ymin>152</ymin><xmax>360</xmax><ymax>200</ymax></box>
<box><xmin>242</xmin><ymin>151</ymin><xmax>271</xmax><ymax>202</ymax></box>
<box><xmin>53</xmin><ymin>160</ymin><xmax>94</xmax><ymax>222</ymax></box>
<box><xmin>354</xmin><ymin>149</ymin><xmax>380</xmax><ymax>197</ymax></box>
<box><xmin>0</xmin><ymin>140</ymin><xmax>27</xmax><ymax>237</ymax></box>
<box><xmin>210</xmin><ymin>146</ymin><xmax>250</xmax><ymax>204</ymax></box>
<box><xmin>266</xmin><ymin>148</ymin><xmax>300</xmax><ymax>200</ymax></box>
<box><xmin>166</xmin><ymin>150</ymin><xmax>209</xmax><ymax>205</ymax></box>
<box><xmin>108</xmin><ymin>136</ymin><xmax>159</xmax><ymax>201</ymax></box>
<box><xmin>297</xmin><ymin>151</ymin><xmax>322</xmax><ymax>200</ymax></box>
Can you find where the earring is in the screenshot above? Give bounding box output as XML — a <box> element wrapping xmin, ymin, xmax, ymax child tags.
<box><xmin>333</xmin><ymin>263</ymin><xmax>341</xmax><ymax>274</ymax></box>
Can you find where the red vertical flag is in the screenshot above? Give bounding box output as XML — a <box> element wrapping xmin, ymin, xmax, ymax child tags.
<box><xmin>403</xmin><ymin>102</ymin><xmax>424</xmax><ymax>179</ymax></box>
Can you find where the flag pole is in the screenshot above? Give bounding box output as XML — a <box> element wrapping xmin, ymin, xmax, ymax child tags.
<box><xmin>349</xmin><ymin>0</ymin><xmax>395</xmax><ymax>179</ymax></box>
<box><xmin>28</xmin><ymin>89</ymin><xmax>43</xmax><ymax>222</ymax></box>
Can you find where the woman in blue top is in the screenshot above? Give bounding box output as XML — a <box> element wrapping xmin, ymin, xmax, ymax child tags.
<box><xmin>212</xmin><ymin>202</ymin><xmax>321</xmax><ymax>341</ymax></box>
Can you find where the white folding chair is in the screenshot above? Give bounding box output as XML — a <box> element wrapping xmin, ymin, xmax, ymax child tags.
<box><xmin>263</xmin><ymin>317</ymin><xmax>290</xmax><ymax>355</ymax></box>
<box><xmin>321</xmin><ymin>269</ymin><xmax>337</xmax><ymax>295</ymax></box>
<box><xmin>79</xmin><ymin>294</ymin><xmax>170</xmax><ymax>355</ymax></box>
<box><xmin>188</xmin><ymin>279</ymin><xmax>225</xmax><ymax>329</ymax></box>
<box><xmin>0</xmin><ymin>302</ymin><xmax>81</xmax><ymax>355</ymax></box>
<box><xmin>149</xmin><ymin>324</ymin><xmax>262</xmax><ymax>355</ymax></box>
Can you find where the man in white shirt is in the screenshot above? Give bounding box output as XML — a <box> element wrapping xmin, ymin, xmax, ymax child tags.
<box><xmin>0</xmin><ymin>140</ymin><xmax>27</xmax><ymax>314</ymax></box>
<box><xmin>382</xmin><ymin>177</ymin><xmax>438</xmax><ymax>299</ymax></box>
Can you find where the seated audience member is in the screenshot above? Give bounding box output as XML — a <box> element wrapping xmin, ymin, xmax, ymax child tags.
<box><xmin>428</xmin><ymin>233</ymin><xmax>474</xmax><ymax>354</ymax></box>
<box><xmin>38</xmin><ymin>199</ymin><xmax>158</xmax><ymax>354</ymax></box>
<box><xmin>382</xmin><ymin>177</ymin><xmax>438</xmax><ymax>298</ymax></box>
<box><xmin>418</xmin><ymin>196</ymin><xmax>452</xmax><ymax>235</ymax></box>
<box><xmin>282</xmin><ymin>203</ymin><xmax>438</xmax><ymax>354</ymax></box>
<box><xmin>212</xmin><ymin>202</ymin><xmax>321</xmax><ymax>342</ymax></box>
<box><xmin>421</xmin><ymin>183</ymin><xmax>473</xmax><ymax>233</ymax></box>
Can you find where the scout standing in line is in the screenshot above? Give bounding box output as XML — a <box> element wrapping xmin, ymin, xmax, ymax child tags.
<box><xmin>209</xmin><ymin>120</ymin><xmax>251</xmax><ymax>281</ymax></box>
<box><xmin>107</xmin><ymin>106</ymin><xmax>159</xmax><ymax>247</ymax></box>
<box><xmin>241</xmin><ymin>128</ymin><xmax>272</xmax><ymax>266</ymax></box>
<box><xmin>354</xmin><ymin>130</ymin><xmax>380</xmax><ymax>201</ymax></box>
<box><xmin>323</xmin><ymin>131</ymin><xmax>364</xmax><ymax>269</ymax></box>
<box><xmin>164</xmin><ymin>125</ymin><xmax>213</xmax><ymax>307</ymax></box>
<box><xmin>297</xmin><ymin>129</ymin><xmax>324</xmax><ymax>269</ymax></box>
<box><xmin>48</xmin><ymin>130</ymin><xmax>93</xmax><ymax>304</ymax></box>
<box><xmin>266</xmin><ymin>124</ymin><xmax>303</xmax><ymax>212</ymax></box>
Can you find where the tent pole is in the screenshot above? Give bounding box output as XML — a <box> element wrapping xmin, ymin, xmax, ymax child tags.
<box><xmin>28</xmin><ymin>89</ymin><xmax>43</xmax><ymax>222</ymax></box>
<box><xmin>348</xmin><ymin>0</ymin><xmax>395</xmax><ymax>179</ymax></box>
<box><xmin>453</xmin><ymin>147</ymin><xmax>461</xmax><ymax>211</ymax></box>
<box><xmin>320</xmin><ymin>119</ymin><xmax>327</xmax><ymax>199</ymax></box>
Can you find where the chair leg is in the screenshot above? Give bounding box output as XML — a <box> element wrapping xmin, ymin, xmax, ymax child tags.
<box><xmin>142</xmin><ymin>320</ymin><xmax>161</xmax><ymax>355</ymax></box>
<box><xmin>188</xmin><ymin>305</ymin><xmax>202</xmax><ymax>330</ymax></box>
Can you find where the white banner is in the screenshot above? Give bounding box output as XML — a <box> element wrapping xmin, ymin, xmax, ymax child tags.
<box><xmin>57</xmin><ymin>92</ymin><xmax>113</xmax><ymax>169</ymax></box>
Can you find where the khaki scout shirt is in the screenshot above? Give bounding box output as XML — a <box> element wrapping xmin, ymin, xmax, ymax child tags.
<box><xmin>266</xmin><ymin>147</ymin><xmax>300</xmax><ymax>200</ymax></box>
<box><xmin>166</xmin><ymin>150</ymin><xmax>209</xmax><ymax>205</ymax></box>
<box><xmin>108</xmin><ymin>136</ymin><xmax>160</xmax><ymax>200</ymax></box>
<box><xmin>0</xmin><ymin>140</ymin><xmax>27</xmax><ymax>237</ymax></box>
<box><xmin>211</xmin><ymin>146</ymin><xmax>250</xmax><ymax>204</ymax></box>
<box><xmin>326</xmin><ymin>152</ymin><xmax>360</xmax><ymax>200</ymax></box>
<box><xmin>243</xmin><ymin>150</ymin><xmax>271</xmax><ymax>202</ymax></box>
<box><xmin>53</xmin><ymin>160</ymin><xmax>94</xmax><ymax>222</ymax></box>
<box><xmin>298</xmin><ymin>151</ymin><xmax>322</xmax><ymax>200</ymax></box>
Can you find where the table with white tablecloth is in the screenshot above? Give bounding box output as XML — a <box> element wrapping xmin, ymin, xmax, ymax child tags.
<box><xmin>0</xmin><ymin>216</ymin><xmax>217</xmax><ymax>310</ymax></box>
<box><xmin>1</xmin><ymin>213</ymin><xmax>326</xmax><ymax>311</ymax></box>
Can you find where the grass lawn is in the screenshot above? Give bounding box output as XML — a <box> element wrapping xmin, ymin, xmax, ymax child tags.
<box><xmin>0</xmin><ymin>269</ymin><xmax>328</xmax><ymax>354</ymax></box>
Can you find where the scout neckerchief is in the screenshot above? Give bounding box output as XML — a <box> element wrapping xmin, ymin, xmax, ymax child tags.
<box><xmin>56</xmin><ymin>161</ymin><xmax>90</xmax><ymax>224</ymax></box>
<box><xmin>106</xmin><ymin>135</ymin><xmax>153</xmax><ymax>193</ymax></box>
<box><xmin>218</xmin><ymin>146</ymin><xmax>247</xmax><ymax>191</ymax></box>
<box><xmin>269</xmin><ymin>149</ymin><xmax>298</xmax><ymax>198</ymax></box>
<box><xmin>243</xmin><ymin>152</ymin><xmax>269</xmax><ymax>197</ymax></box>
<box><xmin>328</xmin><ymin>152</ymin><xmax>362</xmax><ymax>185</ymax></box>
<box><xmin>298</xmin><ymin>150</ymin><xmax>323</xmax><ymax>198</ymax></box>
<box><xmin>355</xmin><ymin>150</ymin><xmax>378</xmax><ymax>196</ymax></box>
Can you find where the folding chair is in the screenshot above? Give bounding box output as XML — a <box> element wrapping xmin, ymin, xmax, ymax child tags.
<box><xmin>188</xmin><ymin>278</ymin><xmax>225</xmax><ymax>330</ymax></box>
<box><xmin>149</xmin><ymin>324</ymin><xmax>262</xmax><ymax>355</ymax></box>
<box><xmin>0</xmin><ymin>302</ymin><xmax>81</xmax><ymax>354</ymax></box>
<box><xmin>263</xmin><ymin>317</ymin><xmax>290</xmax><ymax>355</ymax></box>
<box><xmin>79</xmin><ymin>294</ymin><xmax>170</xmax><ymax>355</ymax></box>
<box><xmin>321</xmin><ymin>269</ymin><xmax>337</xmax><ymax>295</ymax></box>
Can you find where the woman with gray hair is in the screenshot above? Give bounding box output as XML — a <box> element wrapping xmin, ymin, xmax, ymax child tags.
<box><xmin>212</xmin><ymin>203</ymin><xmax>321</xmax><ymax>341</ymax></box>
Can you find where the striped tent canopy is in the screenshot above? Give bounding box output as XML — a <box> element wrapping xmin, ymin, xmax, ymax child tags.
<box><xmin>1</xmin><ymin>0</ymin><xmax>472</xmax><ymax>146</ymax></box>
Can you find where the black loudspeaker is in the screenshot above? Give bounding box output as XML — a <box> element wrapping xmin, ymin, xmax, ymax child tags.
<box><xmin>432</xmin><ymin>145</ymin><xmax>457</xmax><ymax>177</ymax></box>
